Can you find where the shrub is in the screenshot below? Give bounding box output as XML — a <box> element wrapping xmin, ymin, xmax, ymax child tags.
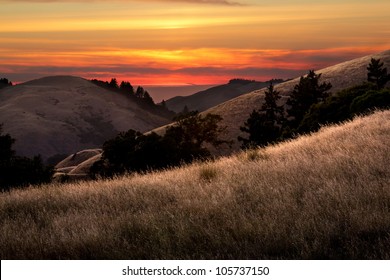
<box><xmin>350</xmin><ymin>89</ymin><xmax>390</xmax><ymax>114</ymax></box>
<box><xmin>0</xmin><ymin>125</ymin><xmax>53</xmax><ymax>191</ymax></box>
<box><xmin>298</xmin><ymin>83</ymin><xmax>376</xmax><ymax>133</ymax></box>
<box><xmin>91</xmin><ymin>113</ymin><xmax>230</xmax><ymax>178</ymax></box>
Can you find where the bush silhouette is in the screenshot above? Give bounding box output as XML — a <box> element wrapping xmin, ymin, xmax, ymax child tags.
<box><xmin>298</xmin><ymin>83</ymin><xmax>376</xmax><ymax>133</ymax></box>
<box><xmin>0</xmin><ymin>125</ymin><xmax>53</xmax><ymax>191</ymax></box>
<box><xmin>91</xmin><ymin>113</ymin><xmax>229</xmax><ymax>178</ymax></box>
<box><xmin>350</xmin><ymin>89</ymin><xmax>390</xmax><ymax>114</ymax></box>
<box><xmin>0</xmin><ymin>78</ymin><xmax>12</xmax><ymax>89</ymax></box>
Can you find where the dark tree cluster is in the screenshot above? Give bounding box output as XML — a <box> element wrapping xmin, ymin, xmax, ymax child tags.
<box><xmin>0</xmin><ymin>125</ymin><xmax>53</xmax><ymax>191</ymax></box>
<box><xmin>91</xmin><ymin>78</ymin><xmax>175</xmax><ymax>119</ymax></box>
<box><xmin>229</xmin><ymin>78</ymin><xmax>257</xmax><ymax>85</ymax></box>
<box><xmin>239</xmin><ymin>83</ymin><xmax>285</xmax><ymax>148</ymax></box>
<box><xmin>239</xmin><ymin>58</ymin><xmax>390</xmax><ymax>148</ymax></box>
<box><xmin>91</xmin><ymin>78</ymin><xmax>154</xmax><ymax>104</ymax></box>
<box><xmin>286</xmin><ymin>70</ymin><xmax>332</xmax><ymax>127</ymax></box>
<box><xmin>90</xmin><ymin>112</ymin><xmax>230</xmax><ymax>178</ymax></box>
<box><xmin>229</xmin><ymin>78</ymin><xmax>284</xmax><ymax>85</ymax></box>
<box><xmin>0</xmin><ymin>78</ymin><xmax>13</xmax><ymax>89</ymax></box>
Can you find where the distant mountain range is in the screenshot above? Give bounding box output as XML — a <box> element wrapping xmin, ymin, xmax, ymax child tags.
<box><xmin>164</xmin><ymin>79</ymin><xmax>284</xmax><ymax>113</ymax></box>
<box><xmin>0</xmin><ymin>76</ymin><xmax>172</xmax><ymax>160</ymax></box>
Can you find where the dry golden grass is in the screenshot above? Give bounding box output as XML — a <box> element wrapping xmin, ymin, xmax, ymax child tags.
<box><xmin>1</xmin><ymin>110</ymin><xmax>389</xmax><ymax>259</ymax></box>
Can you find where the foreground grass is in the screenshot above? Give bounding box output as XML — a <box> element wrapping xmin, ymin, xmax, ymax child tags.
<box><xmin>1</xmin><ymin>111</ymin><xmax>390</xmax><ymax>259</ymax></box>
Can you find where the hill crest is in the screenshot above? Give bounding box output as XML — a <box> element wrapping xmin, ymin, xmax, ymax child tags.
<box><xmin>0</xmin><ymin>76</ymin><xmax>171</xmax><ymax>160</ymax></box>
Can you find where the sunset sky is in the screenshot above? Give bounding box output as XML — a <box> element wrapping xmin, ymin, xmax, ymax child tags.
<box><xmin>1</xmin><ymin>0</ymin><xmax>389</xmax><ymax>85</ymax></box>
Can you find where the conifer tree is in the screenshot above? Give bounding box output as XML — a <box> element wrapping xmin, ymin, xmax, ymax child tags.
<box><xmin>286</xmin><ymin>70</ymin><xmax>332</xmax><ymax>127</ymax></box>
<box><xmin>120</xmin><ymin>81</ymin><xmax>134</xmax><ymax>95</ymax></box>
<box><xmin>367</xmin><ymin>58</ymin><xmax>390</xmax><ymax>89</ymax></box>
<box><xmin>109</xmin><ymin>78</ymin><xmax>119</xmax><ymax>89</ymax></box>
<box><xmin>239</xmin><ymin>83</ymin><xmax>285</xmax><ymax>148</ymax></box>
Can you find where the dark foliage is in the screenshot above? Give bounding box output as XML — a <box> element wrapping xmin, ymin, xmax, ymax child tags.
<box><xmin>91</xmin><ymin>78</ymin><xmax>174</xmax><ymax>119</ymax></box>
<box><xmin>298</xmin><ymin>59</ymin><xmax>390</xmax><ymax>134</ymax></box>
<box><xmin>298</xmin><ymin>83</ymin><xmax>376</xmax><ymax>133</ymax></box>
<box><xmin>90</xmin><ymin>113</ymin><xmax>229</xmax><ymax>178</ymax></box>
<box><xmin>228</xmin><ymin>78</ymin><xmax>257</xmax><ymax>85</ymax></box>
<box><xmin>350</xmin><ymin>89</ymin><xmax>390</xmax><ymax>114</ymax></box>
<box><xmin>109</xmin><ymin>78</ymin><xmax>119</xmax><ymax>89</ymax></box>
<box><xmin>119</xmin><ymin>81</ymin><xmax>134</xmax><ymax>95</ymax></box>
<box><xmin>228</xmin><ymin>78</ymin><xmax>284</xmax><ymax>85</ymax></box>
<box><xmin>0</xmin><ymin>156</ymin><xmax>53</xmax><ymax>191</ymax></box>
<box><xmin>135</xmin><ymin>86</ymin><xmax>154</xmax><ymax>105</ymax></box>
<box><xmin>367</xmin><ymin>58</ymin><xmax>390</xmax><ymax>89</ymax></box>
<box><xmin>240</xmin><ymin>58</ymin><xmax>390</xmax><ymax>148</ymax></box>
<box><xmin>90</xmin><ymin>131</ymin><xmax>168</xmax><ymax>177</ymax></box>
<box><xmin>239</xmin><ymin>83</ymin><xmax>285</xmax><ymax>148</ymax></box>
<box><xmin>0</xmin><ymin>78</ymin><xmax>13</xmax><ymax>89</ymax></box>
<box><xmin>0</xmin><ymin>125</ymin><xmax>53</xmax><ymax>191</ymax></box>
<box><xmin>0</xmin><ymin>127</ymin><xmax>15</xmax><ymax>162</ymax></box>
<box><xmin>286</xmin><ymin>70</ymin><xmax>332</xmax><ymax>127</ymax></box>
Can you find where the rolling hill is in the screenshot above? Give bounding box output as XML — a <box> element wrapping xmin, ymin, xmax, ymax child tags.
<box><xmin>164</xmin><ymin>79</ymin><xmax>283</xmax><ymax>113</ymax></box>
<box><xmin>58</xmin><ymin>50</ymin><xmax>390</xmax><ymax>177</ymax></box>
<box><xmin>200</xmin><ymin>49</ymin><xmax>390</xmax><ymax>154</ymax></box>
<box><xmin>1</xmin><ymin>110</ymin><xmax>389</xmax><ymax>259</ymax></box>
<box><xmin>0</xmin><ymin>76</ymin><xmax>172</xmax><ymax>160</ymax></box>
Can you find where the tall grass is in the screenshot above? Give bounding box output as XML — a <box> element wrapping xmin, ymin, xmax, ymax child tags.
<box><xmin>1</xmin><ymin>110</ymin><xmax>389</xmax><ymax>259</ymax></box>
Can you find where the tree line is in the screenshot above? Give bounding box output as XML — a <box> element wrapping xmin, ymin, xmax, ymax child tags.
<box><xmin>0</xmin><ymin>78</ymin><xmax>13</xmax><ymax>90</ymax></box>
<box><xmin>91</xmin><ymin>78</ymin><xmax>155</xmax><ymax>105</ymax></box>
<box><xmin>238</xmin><ymin>58</ymin><xmax>390</xmax><ymax>148</ymax></box>
<box><xmin>91</xmin><ymin>78</ymin><xmax>175</xmax><ymax>119</ymax></box>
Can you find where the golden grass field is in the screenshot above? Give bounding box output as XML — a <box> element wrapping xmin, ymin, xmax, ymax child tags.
<box><xmin>1</xmin><ymin>110</ymin><xmax>389</xmax><ymax>259</ymax></box>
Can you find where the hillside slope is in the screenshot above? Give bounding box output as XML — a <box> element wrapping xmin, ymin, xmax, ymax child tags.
<box><xmin>0</xmin><ymin>110</ymin><xmax>389</xmax><ymax>259</ymax></box>
<box><xmin>152</xmin><ymin>50</ymin><xmax>390</xmax><ymax>155</ymax></box>
<box><xmin>203</xmin><ymin>49</ymin><xmax>390</xmax><ymax>154</ymax></box>
<box><xmin>0</xmin><ymin>76</ymin><xmax>171</xmax><ymax>159</ymax></box>
<box><xmin>165</xmin><ymin>79</ymin><xmax>281</xmax><ymax>113</ymax></box>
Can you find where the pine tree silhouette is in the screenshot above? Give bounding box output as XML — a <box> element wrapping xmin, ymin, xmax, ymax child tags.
<box><xmin>367</xmin><ymin>58</ymin><xmax>390</xmax><ymax>89</ymax></box>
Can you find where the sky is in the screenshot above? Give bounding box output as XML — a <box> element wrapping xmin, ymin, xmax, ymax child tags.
<box><xmin>1</xmin><ymin>0</ymin><xmax>390</xmax><ymax>85</ymax></box>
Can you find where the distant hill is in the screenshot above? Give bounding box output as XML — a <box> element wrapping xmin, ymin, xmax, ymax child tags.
<box><xmin>164</xmin><ymin>79</ymin><xmax>284</xmax><ymax>113</ymax></box>
<box><xmin>0</xmin><ymin>76</ymin><xmax>172</xmax><ymax>160</ymax></box>
<box><xmin>150</xmin><ymin>50</ymin><xmax>390</xmax><ymax>156</ymax></box>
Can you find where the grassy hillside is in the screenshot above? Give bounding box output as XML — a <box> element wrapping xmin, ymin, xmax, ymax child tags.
<box><xmin>0</xmin><ymin>110</ymin><xmax>389</xmax><ymax>259</ymax></box>
<box><xmin>201</xmin><ymin>50</ymin><xmax>390</xmax><ymax>155</ymax></box>
<box><xmin>0</xmin><ymin>76</ymin><xmax>171</xmax><ymax>160</ymax></box>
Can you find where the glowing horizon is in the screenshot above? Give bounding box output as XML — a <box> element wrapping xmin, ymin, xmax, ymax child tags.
<box><xmin>1</xmin><ymin>0</ymin><xmax>390</xmax><ymax>85</ymax></box>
